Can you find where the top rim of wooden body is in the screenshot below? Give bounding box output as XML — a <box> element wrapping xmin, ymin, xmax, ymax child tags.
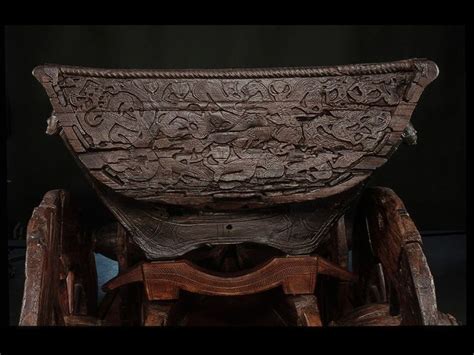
<box><xmin>32</xmin><ymin>58</ymin><xmax>438</xmax><ymax>81</ymax></box>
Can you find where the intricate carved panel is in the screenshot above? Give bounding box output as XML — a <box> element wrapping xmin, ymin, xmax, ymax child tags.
<box><xmin>96</xmin><ymin>181</ymin><xmax>364</xmax><ymax>259</ymax></box>
<box><xmin>33</xmin><ymin>59</ymin><xmax>438</xmax><ymax>209</ymax></box>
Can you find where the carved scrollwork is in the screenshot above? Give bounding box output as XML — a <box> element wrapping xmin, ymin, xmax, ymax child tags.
<box><xmin>33</xmin><ymin>59</ymin><xmax>438</xmax><ymax>208</ymax></box>
<box><xmin>33</xmin><ymin>59</ymin><xmax>439</xmax><ymax>257</ymax></box>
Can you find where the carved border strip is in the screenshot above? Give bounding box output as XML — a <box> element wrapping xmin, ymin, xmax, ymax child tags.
<box><xmin>34</xmin><ymin>59</ymin><xmax>435</xmax><ymax>79</ymax></box>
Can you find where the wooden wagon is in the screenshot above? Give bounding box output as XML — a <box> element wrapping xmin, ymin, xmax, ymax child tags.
<box><xmin>19</xmin><ymin>58</ymin><xmax>457</xmax><ymax>326</ymax></box>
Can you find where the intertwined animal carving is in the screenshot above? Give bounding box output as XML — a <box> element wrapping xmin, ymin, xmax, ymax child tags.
<box><xmin>33</xmin><ymin>59</ymin><xmax>438</xmax><ymax>258</ymax></box>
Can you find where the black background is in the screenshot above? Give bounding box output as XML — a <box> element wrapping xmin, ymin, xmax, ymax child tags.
<box><xmin>5</xmin><ymin>25</ymin><xmax>466</xmax><ymax>234</ymax></box>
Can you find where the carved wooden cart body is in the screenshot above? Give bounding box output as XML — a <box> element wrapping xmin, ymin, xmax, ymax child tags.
<box><xmin>20</xmin><ymin>59</ymin><xmax>457</xmax><ymax>326</ymax></box>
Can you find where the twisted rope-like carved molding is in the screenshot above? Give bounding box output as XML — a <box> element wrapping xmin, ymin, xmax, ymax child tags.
<box><xmin>34</xmin><ymin>59</ymin><xmax>435</xmax><ymax>80</ymax></box>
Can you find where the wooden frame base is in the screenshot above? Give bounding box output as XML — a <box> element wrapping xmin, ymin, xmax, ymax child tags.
<box><xmin>101</xmin><ymin>254</ymin><xmax>355</xmax><ymax>326</ymax></box>
<box><xmin>19</xmin><ymin>187</ymin><xmax>458</xmax><ymax>326</ymax></box>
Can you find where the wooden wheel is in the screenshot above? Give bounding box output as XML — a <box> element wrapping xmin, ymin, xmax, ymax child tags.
<box><xmin>19</xmin><ymin>190</ymin><xmax>97</xmax><ymax>326</ymax></box>
<box><xmin>346</xmin><ymin>187</ymin><xmax>457</xmax><ymax>326</ymax></box>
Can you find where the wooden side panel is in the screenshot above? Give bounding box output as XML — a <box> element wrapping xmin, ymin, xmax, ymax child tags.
<box><xmin>32</xmin><ymin>59</ymin><xmax>438</xmax><ymax>209</ymax></box>
<box><xmin>98</xmin><ymin>181</ymin><xmax>364</xmax><ymax>259</ymax></box>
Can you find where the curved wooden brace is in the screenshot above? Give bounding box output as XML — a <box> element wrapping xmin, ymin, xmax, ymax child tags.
<box><xmin>103</xmin><ymin>256</ymin><xmax>356</xmax><ymax>301</ymax></box>
<box><xmin>359</xmin><ymin>187</ymin><xmax>458</xmax><ymax>325</ymax></box>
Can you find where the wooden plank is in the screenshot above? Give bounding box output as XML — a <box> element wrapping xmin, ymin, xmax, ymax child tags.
<box><xmin>98</xmin><ymin>183</ymin><xmax>364</xmax><ymax>259</ymax></box>
<box><xmin>102</xmin><ymin>256</ymin><xmax>355</xmax><ymax>300</ymax></box>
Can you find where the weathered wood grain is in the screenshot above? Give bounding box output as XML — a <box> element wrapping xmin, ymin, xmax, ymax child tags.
<box><xmin>141</xmin><ymin>300</ymin><xmax>176</xmax><ymax>326</ymax></box>
<box><xmin>331</xmin><ymin>303</ymin><xmax>401</xmax><ymax>326</ymax></box>
<box><xmin>96</xmin><ymin>181</ymin><xmax>364</xmax><ymax>259</ymax></box>
<box><xmin>19</xmin><ymin>190</ymin><xmax>97</xmax><ymax>326</ymax></box>
<box><xmin>27</xmin><ymin>60</ymin><xmax>450</xmax><ymax>327</ymax></box>
<box><xmin>33</xmin><ymin>59</ymin><xmax>438</xmax><ymax>210</ymax></box>
<box><xmin>274</xmin><ymin>294</ymin><xmax>323</xmax><ymax>326</ymax></box>
<box><xmin>102</xmin><ymin>255</ymin><xmax>355</xmax><ymax>300</ymax></box>
<box><xmin>356</xmin><ymin>187</ymin><xmax>458</xmax><ymax>325</ymax></box>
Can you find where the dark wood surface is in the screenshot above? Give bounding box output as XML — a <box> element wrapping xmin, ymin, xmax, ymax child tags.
<box><xmin>103</xmin><ymin>255</ymin><xmax>355</xmax><ymax>300</ymax></box>
<box><xmin>331</xmin><ymin>303</ymin><xmax>401</xmax><ymax>326</ymax></box>
<box><xmin>17</xmin><ymin>189</ymin><xmax>459</xmax><ymax>326</ymax></box>
<box><xmin>277</xmin><ymin>294</ymin><xmax>323</xmax><ymax>326</ymax></box>
<box><xmin>352</xmin><ymin>187</ymin><xmax>458</xmax><ymax>325</ymax></box>
<box><xmin>33</xmin><ymin>59</ymin><xmax>437</xmax><ymax>209</ymax></box>
<box><xmin>13</xmin><ymin>229</ymin><xmax>465</xmax><ymax>326</ymax></box>
<box><xmin>19</xmin><ymin>190</ymin><xmax>97</xmax><ymax>326</ymax></box>
<box><xmin>19</xmin><ymin>59</ymin><xmax>457</xmax><ymax>327</ymax></box>
<box><xmin>33</xmin><ymin>59</ymin><xmax>439</xmax><ymax>259</ymax></box>
<box><xmin>95</xmin><ymin>182</ymin><xmax>364</xmax><ymax>259</ymax></box>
